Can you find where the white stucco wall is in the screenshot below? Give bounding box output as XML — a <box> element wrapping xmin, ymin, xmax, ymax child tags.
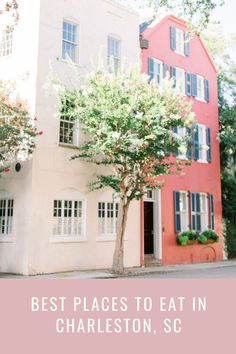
<box><xmin>0</xmin><ymin>0</ymin><xmax>141</xmax><ymax>274</ymax></box>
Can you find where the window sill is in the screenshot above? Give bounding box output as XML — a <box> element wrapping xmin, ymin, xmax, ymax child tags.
<box><xmin>0</xmin><ymin>237</ymin><xmax>15</xmax><ymax>243</ymax></box>
<box><xmin>96</xmin><ymin>235</ymin><xmax>128</xmax><ymax>242</ymax></box>
<box><xmin>197</xmin><ymin>159</ymin><xmax>208</xmax><ymax>164</ymax></box>
<box><xmin>195</xmin><ymin>97</ymin><xmax>206</xmax><ymax>103</ymax></box>
<box><xmin>58</xmin><ymin>143</ymin><xmax>79</xmax><ymax>150</ymax></box>
<box><xmin>174</xmin><ymin>50</ymin><xmax>185</xmax><ymax>57</ymax></box>
<box><xmin>50</xmin><ymin>236</ymin><xmax>87</xmax><ymax>244</ymax></box>
<box><xmin>56</xmin><ymin>57</ymin><xmax>82</xmax><ymax>68</ymax></box>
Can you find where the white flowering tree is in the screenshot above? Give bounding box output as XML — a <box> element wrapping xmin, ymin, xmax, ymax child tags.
<box><xmin>59</xmin><ymin>70</ymin><xmax>194</xmax><ymax>274</ymax></box>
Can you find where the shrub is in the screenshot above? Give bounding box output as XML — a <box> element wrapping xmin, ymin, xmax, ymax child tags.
<box><xmin>197</xmin><ymin>235</ymin><xmax>208</xmax><ymax>244</ymax></box>
<box><xmin>176</xmin><ymin>235</ymin><xmax>189</xmax><ymax>246</ymax></box>
<box><xmin>201</xmin><ymin>230</ymin><xmax>219</xmax><ymax>242</ymax></box>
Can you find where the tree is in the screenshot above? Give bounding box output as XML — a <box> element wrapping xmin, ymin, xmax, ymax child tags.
<box><xmin>0</xmin><ymin>82</ymin><xmax>41</xmax><ymax>173</ymax></box>
<box><xmin>119</xmin><ymin>0</ymin><xmax>225</xmax><ymax>30</ymax></box>
<box><xmin>59</xmin><ymin>70</ymin><xmax>194</xmax><ymax>273</ymax></box>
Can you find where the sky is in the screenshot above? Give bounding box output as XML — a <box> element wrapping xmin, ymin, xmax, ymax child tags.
<box><xmin>122</xmin><ymin>0</ymin><xmax>236</xmax><ymax>36</ymax></box>
<box><xmin>212</xmin><ymin>0</ymin><xmax>236</xmax><ymax>35</ymax></box>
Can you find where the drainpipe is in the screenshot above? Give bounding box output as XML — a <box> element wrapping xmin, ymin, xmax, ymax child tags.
<box><xmin>140</xmin><ymin>198</ymin><xmax>145</xmax><ymax>267</ymax></box>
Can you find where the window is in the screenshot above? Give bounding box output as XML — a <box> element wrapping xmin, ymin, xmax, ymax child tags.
<box><xmin>98</xmin><ymin>202</ymin><xmax>119</xmax><ymax>238</ymax></box>
<box><xmin>107</xmin><ymin>36</ymin><xmax>121</xmax><ymax>72</ymax></box>
<box><xmin>0</xmin><ymin>198</ymin><xmax>14</xmax><ymax>236</ymax></box>
<box><xmin>175</xmin><ymin>28</ymin><xmax>184</xmax><ymax>55</ymax></box>
<box><xmin>59</xmin><ymin>95</ymin><xmax>79</xmax><ymax>146</ymax></box>
<box><xmin>174</xmin><ymin>191</ymin><xmax>189</xmax><ymax>232</ymax></box>
<box><xmin>175</xmin><ymin>191</ymin><xmax>214</xmax><ymax>234</ymax></box>
<box><xmin>170</xmin><ymin>27</ymin><xmax>189</xmax><ymax>56</ymax></box>
<box><xmin>0</xmin><ymin>29</ymin><xmax>13</xmax><ymax>57</ymax></box>
<box><xmin>148</xmin><ymin>58</ymin><xmax>163</xmax><ymax>85</ymax></box>
<box><xmin>190</xmin><ymin>193</ymin><xmax>209</xmax><ymax>232</ymax></box>
<box><xmin>200</xmin><ymin>193</ymin><xmax>208</xmax><ymax>232</ymax></box>
<box><xmin>191</xmin><ymin>74</ymin><xmax>210</xmax><ymax>102</ymax></box>
<box><xmin>176</xmin><ymin>127</ymin><xmax>187</xmax><ymax>159</ymax></box>
<box><xmin>171</xmin><ymin>67</ymin><xmax>185</xmax><ymax>95</ymax></box>
<box><xmin>193</xmin><ymin>124</ymin><xmax>211</xmax><ymax>163</ymax></box>
<box><xmin>196</xmin><ymin>75</ymin><xmax>205</xmax><ymax>101</ymax></box>
<box><xmin>62</xmin><ymin>21</ymin><xmax>77</xmax><ymax>62</ymax></box>
<box><xmin>53</xmin><ymin>199</ymin><xmax>84</xmax><ymax>237</ymax></box>
<box><xmin>198</xmin><ymin>124</ymin><xmax>209</xmax><ymax>162</ymax></box>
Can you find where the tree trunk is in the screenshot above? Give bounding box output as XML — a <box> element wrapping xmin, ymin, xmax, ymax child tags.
<box><xmin>112</xmin><ymin>195</ymin><xmax>130</xmax><ymax>274</ymax></box>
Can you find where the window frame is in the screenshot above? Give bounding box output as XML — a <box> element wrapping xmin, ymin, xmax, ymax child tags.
<box><xmin>62</xmin><ymin>20</ymin><xmax>78</xmax><ymax>63</ymax></box>
<box><xmin>59</xmin><ymin>95</ymin><xmax>80</xmax><ymax>147</ymax></box>
<box><xmin>51</xmin><ymin>197</ymin><xmax>86</xmax><ymax>243</ymax></box>
<box><xmin>107</xmin><ymin>36</ymin><xmax>121</xmax><ymax>73</ymax></box>
<box><xmin>0</xmin><ymin>29</ymin><xmax>13</xmax><ymax>58</ymax></box>
<box><xmin>196</xmin><ymin>75</ymin><xmax>205</xmax><ymax>101</ymax></box>
<box><xmin>198</xmin><ymin>124</ymin><xmax>209</xmax><ymax>163</ymax></box>
<box><xmin>175</xmin><ymin>27</ymin><xmax>185</xmax><ymax>55</ymax></box>
<box><xmin>179</xmin><ymin>191</ymin><xmax>189</xmax><ymax>232</ymax></box>
<box><xmin>200</xmin><ymin>193</ymin><xmax>209</xmax><ymax>232</ymax></box>
<box><xmin>97</xmin><ymin>201</ymin><xmax>119</xmax><ymax>241</ymax></box>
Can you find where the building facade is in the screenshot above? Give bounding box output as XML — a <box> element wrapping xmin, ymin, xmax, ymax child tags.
<box><xmin>0</xmin><ymin>4</ymin><xmax>223</xmax><ymax>274</ymax></box>
<box><xmin>140</xmin><ymin>15</ymin><xmax>223</xmax><ymax>265</ymax></box>
<box><xmin>0</xmin><ymin>0</ymin><xmax>140</xmax><ymax>275</ymax></box>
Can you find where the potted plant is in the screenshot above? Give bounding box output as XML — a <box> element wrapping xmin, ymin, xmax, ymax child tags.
<box><xmin>201</xmin><ymin>230</ymin><xmax>219</xmax><ymax>244</ymax></box>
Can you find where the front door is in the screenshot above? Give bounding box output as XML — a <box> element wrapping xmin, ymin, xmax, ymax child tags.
<box><xmin>144</xmin><ymin>201</ymin><xmax>154</xmax><ymax>254</ymax></box>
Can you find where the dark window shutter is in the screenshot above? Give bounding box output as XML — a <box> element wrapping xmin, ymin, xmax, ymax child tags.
<box><xmin>190</xmin><ymin>193</ymin><xmax>196</xmax><ymax>231</ymax></box>
<box><xmin>191</xmin><ymin>74</ymin><xmax>197</xmax><ymax>97</ymax></box>
<box><xmin>193</xmin><ymin>125</ymin><xmax>199</xmax><ymax>160</ymax></box>
<box><xmin>204</xmin><ymin>79</ymin><xmax>210</xmax><ymax>102</ymax></box>
<box><xmin>185</xmin><ymin>72</ymin><xmax>191</xmax><ymax>96</ymax></box>
<box><xmin>206</xmin><ymin>127</ymin><xmax>212</xmax><ymax>162</ymax></box>
<box><xmin>170</xmin><ymin>66</ymin><xmax>176</xmax><ymax>88</ymax></box>
<box><xmin>174</xmin><ymin>191</ymin><xmax>181</xmax><ymax>233</ymax></box>
<box><xmin>148</xmin><ymin>57</ymin><xmax>154</xmax><ymax>81</ymax></box>
<box><xmin>170</xmin><ymin>26</ymin><xmax>176</xmax><ymax>51</ymax></box>
<box><xmin>196</xmin><ymin>193</ymin><xmax>201</xmax><ymax>232</ymax></box>
<box><xmin>187</xmin><ymin>127</ymin><xmax>193</xmax><ymax>159</ymax></box>
<box><xmin>163</xmin><ymin>63</ymin><xmax>169</xmax><ymax>78</ymax></box>
<box><xmin>209</xmin><ymin>194</ymin><xmax>215</xmax><ymax>229</ymax></box>
<box><xmin>184</xmin><ymin>32</ymin><xmax>190</xmax><ymax>56</ymax></box>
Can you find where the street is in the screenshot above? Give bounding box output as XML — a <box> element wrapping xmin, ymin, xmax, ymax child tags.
<box><xmin>129</xmin><ymin>265</ymin><xmax>236</xmax><ymax>278</ymax></box>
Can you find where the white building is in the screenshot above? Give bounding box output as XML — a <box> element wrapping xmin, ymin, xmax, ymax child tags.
<box><xmin>0</xmin><ymin>0</ymin><xmax>141</xmax><ymax>275</ymax></box>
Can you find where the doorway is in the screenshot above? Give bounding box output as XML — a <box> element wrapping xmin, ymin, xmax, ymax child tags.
<box><xmin>144</xmin><ymin>201</ymin><xmax>154</xmax><ymax>254</ymax></box>
<box><xmin>143</xmin><ymin>189</ymin><xmax>162</xmax><ymax>262</ymax></box>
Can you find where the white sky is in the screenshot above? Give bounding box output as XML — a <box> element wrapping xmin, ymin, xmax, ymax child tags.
<box><xmin>212</xmin><ymin>0</ymin><xmax>236</xmax><ymax>35</ymax></box>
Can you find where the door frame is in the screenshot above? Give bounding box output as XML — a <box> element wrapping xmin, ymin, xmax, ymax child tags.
<box><xmin>143</xmin><ymin>189</ymin><xmax>162</xmax><ymax>261</ymax></box>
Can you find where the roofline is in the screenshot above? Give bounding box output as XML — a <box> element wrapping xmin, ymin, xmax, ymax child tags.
<box><xmin>102</xmin><ymin>0</ymin><xmax>139</xmax><ymax>16</ymax></box>
<box><xmin>141</xmin><ymin>14</ymin><xmax>217</xmax><ymax>74</ymax></box>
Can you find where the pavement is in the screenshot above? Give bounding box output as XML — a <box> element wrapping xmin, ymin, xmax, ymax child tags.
<box><xmin>1</xmin><ymin>259</ymin><xmax>236</xmax><ymax>279</ymax></box>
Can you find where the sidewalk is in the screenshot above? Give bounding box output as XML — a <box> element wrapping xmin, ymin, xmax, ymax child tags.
<box><xmin>1</xmin><ymin>259</ymin><xmax>236</xmax><ymax>279</ymax></box>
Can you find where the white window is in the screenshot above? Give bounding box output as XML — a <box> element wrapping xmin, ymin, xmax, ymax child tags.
<box><xmin>152</xmin><ymin>59</ymin><xmax>163</xmax><ymax>85</ymax></box>
<box><xmin>177</xmin><ymin>127</ymin><xmax>187</xmax><ymax>159</ymax></box>
<box><xmin>98</xmin><ymin>202</ymin><xmax>119</xmax><ymax>238</ymax></box>
<box><xmin>144</xmin><ymin>189</ymin><xmax>155</xmax><ymax>201</ymax></box>
<box><xmin>0</xmin><ymin>198</ymin><xmax>14</xmax><ymax>236</ymax></box>
<box><xmin>0</xmin><ymin>29</ymin><xmax>13</xmax><ymax>57</ymax></box>
<box><xmin>179</xmin><ymin>191</ymin><xmax>189</xmax><ymax>232</ymax></box>
<box><xmin>59</xmin><ymin>96</ymin><xmax>79</xmax><ymax>146</ymax></box>
<box><xmin>200</xmin><ymin>193</ymin><xmax>208</xmax><ymax>232</ymax></box>
<box><xmin>53</xmin><ymin>199</ymin><xmax>84</xmax><ymax>238</ymax></box>
<box><xmin>62</xmin><ymin>21</ymin><xmax>77</xmax><ymax>62</ymax></box>
<box><xmin>107</xmin><ymin>36</ymin><xmax>121</xmax><ymax>72</ymax></box>
<box><xmin>196</xmin><ymin>75</ymin><xmax>205</xmax><ymax>101</ymax></box>
<box><xmin>175</xmin><ymin>67</ymin><xmax>185</xmax><ymax>94</ymax></box>
<box><xmin>175</xmin><ymin>28</ymin><xmax>184</xmax><ymax>55</ymax></box>
<box><xmin>198</xmin><ymin>124</ymin><xmax>208</xmax><ymax>162</ymax></box>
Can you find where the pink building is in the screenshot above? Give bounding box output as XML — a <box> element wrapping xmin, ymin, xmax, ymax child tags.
<box><xmin>140</xmin><ymin>15</ymin><xmax>224</xmax><ymax>265</ymax></box>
